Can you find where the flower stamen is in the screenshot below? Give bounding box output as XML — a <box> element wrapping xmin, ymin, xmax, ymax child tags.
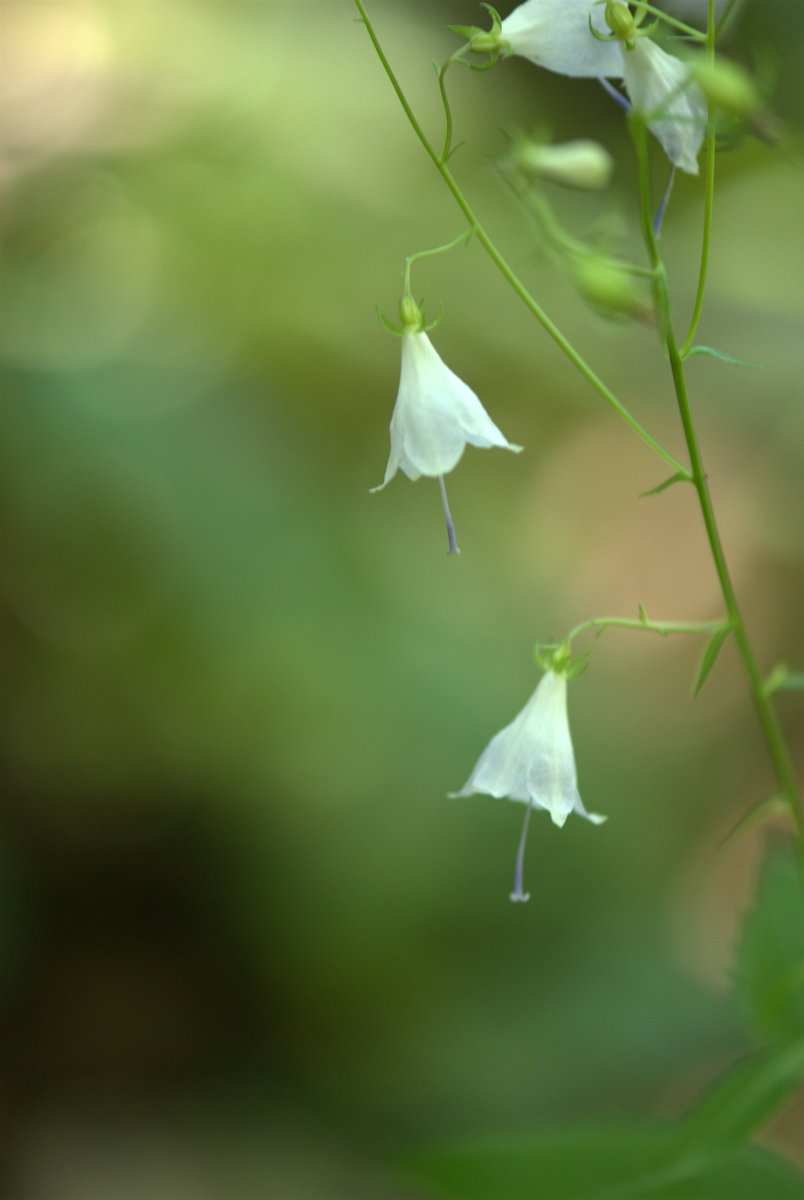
<box><xmin>598</xmin><ymin>75</ymin><xmax>630</xmax><ymax>112</ymax></box>
<box><xmin>654</xmin><ymin>165</ymin><xmax>675</xmax><ymax>236</ymax></box>
<box><xmin>510</xmin><ymin>798</ymin><xmax>534</xmax><ymax>902</ymax></box>
<box><xmin>438</xmin><ymin>474</ymin><xmax>461</xmax><ymax>556</ymax></box>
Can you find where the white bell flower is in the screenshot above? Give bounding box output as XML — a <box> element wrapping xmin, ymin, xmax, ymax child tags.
<box><xmin>372</xmin><ymin>328</ymin><xmax>522</xmax><ymax>553</ymax></box>
<box><xmin>451</xmin><ymin>670</ymin><xmax>603</xmax><ymax>827</ymax></box>
<box><xmin>496</xmin><ymin>0</ymin><xmax>705</xmax><ymax>174</ymax></box>
<box><xmin>500</xmin><ymin>0</ymin><xmax>624</xmax><ymax>78</ymax></box>
<box><xmin>450</xmin><ymin>670</ymin><xmax>605</xmax><ymax>901</ymax></box>
<box><xmin>621</xmin><ymin>36</ymin><xmax>706</xmax><ymax>174</ymax></box>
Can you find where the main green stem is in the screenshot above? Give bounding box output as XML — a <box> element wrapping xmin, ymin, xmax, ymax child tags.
<box><xmin>633</xmin><ymin>118</ymin><xmax>803</xmax><ymax>852</ymax></box>
<box><xmin>354</xmin><ymin>0</ymin><xmax>687</xmax><ymax>479</ymax></box>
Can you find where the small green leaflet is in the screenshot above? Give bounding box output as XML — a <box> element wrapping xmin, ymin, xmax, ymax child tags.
<box><xmin>693</xmin><ymin>626</ymin><xmax>731</xmax><ymax>696</ymax></box>
<box><xmin>686</xmin><ymin>345</ymin><xmax>762</xmax><ymax>369</ymax></box>
<box><xmin>639</xmin><ymin>471</ymin><xmax>689</xmax><ymax>498</ymax></box>
<box><xmin>719</xmin><ymin>796</ymin><xmax>790</xmax><ymax>851</ymax></box>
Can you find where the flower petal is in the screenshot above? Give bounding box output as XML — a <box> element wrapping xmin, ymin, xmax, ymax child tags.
<box><xmin>501</xmin><ymin>0</ymin><xmax>624</xmax><ymax>79</ymax></box>
<box><xmin>573</xmin><ymin>792</ymin><xmax>607</xmax><ymax>825</ymax></box>
<box><xmin>451</xmin><ymin>713</ymin><xmax>533</xmax><ymax>801</ymax></box>
<box><xmin>621</xmin><ymin>38</ymin><xmax>706</xmax><ymax>174</ymax></box>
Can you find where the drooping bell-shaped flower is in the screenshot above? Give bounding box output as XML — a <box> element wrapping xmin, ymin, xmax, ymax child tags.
<box><xmin>450</xmin><ymin>670</ymin><xmax>604</xmax><ymax>900</ymax></box>
<box><xmin>620</xmin><ymin>36</ymin><xmax>706</xmax><ymax>174</ymax></box>
<box><xmin>451</xmin><ymin>670</ymin><xmax>603</xmax><ymax>826</ymax></box>
<box><xmin>499</xmin><ymin>0</ymin><xmax>624</xmax><ymax>78</ymax></box>
<box><xmin>372</xmin><ymin>300</ymin><xmax>522</xmax><ymax>552</ymax></box>
<box><xmin>492</xmin><ymin>0</ymin><xmax>705</xmax><ymax>174</ymax></box>
<box><xmin>373</xmin><ymin>328</ymin><xmax>520</xmax><ymax>488</ymax></box>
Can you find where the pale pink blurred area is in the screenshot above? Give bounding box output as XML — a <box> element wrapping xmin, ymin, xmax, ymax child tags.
<box><xmin>1</xmin><ymin>5</ymin><xmax>114</xmax><ymax>174</ymax></box>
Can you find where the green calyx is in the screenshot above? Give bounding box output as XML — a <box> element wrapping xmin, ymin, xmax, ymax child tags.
<box><xmin>398</xmin><ymin>293</ymin><xmax>424</xmax><ymax>331</ymax></box>
<box><xmin>534</xmin><ymin>641</ymin><xmax>590</xmax><ymax>680</ymax></box>
<box><xmin>376</xmin><ymin>293</ymin><xmax>433</xmax><ymax>337</ymax></box>
<box><xmin>449</xmin><ymin>4</ymin><xmax>507</xmax><ymax>60</ymax></box>
<box><xmin>595</xmin><ymin>2</ymin><xmax>658</xmax><ymax>51</ymax></box>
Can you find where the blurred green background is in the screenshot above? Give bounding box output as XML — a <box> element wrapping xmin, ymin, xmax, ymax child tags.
<box><xmin>1</xmin><ymin>2</ymin><xmax>803</xmax><ymax>1196</ymax></box>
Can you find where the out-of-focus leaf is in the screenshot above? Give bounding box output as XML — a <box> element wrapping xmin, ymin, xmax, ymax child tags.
<box><xmin>733</xmin><ymin>848</ymin><xmax>804</xmax><ymax>1048</ymax></box>
<box><xmin>774</xmin><ymin>672</ymin><xmax>804</xmax><ymax>693</ymax></box>
<box><xmin>674</xmin><ymin>1042</ymin><xmax>804</xmax><ymax>1154</ymax></box>
<box><xmin>764</xmin><ymin>665</ymin><xmax>804</xmax><ymax>696</ymax></box>
<box><xmin>405</xmin><ymin>1124</ymin><xmax>804</xmax><ymax>1200</ymax></box>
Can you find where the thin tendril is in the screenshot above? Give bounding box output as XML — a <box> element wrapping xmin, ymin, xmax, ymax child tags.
<box><xmin>438</xmin><ymin>53</ymin><xmax>465</xmax><ymax>163</ymax></box>
<box><xmin>716</xmin><ymin>0</ymin><xmax>744</xmax><ymax>41</ymax></box>
<box><xmin>403</xmin><ymin>231</ymin><xmax>472</xmax><ymax>297</ymax></box>
<box><xmin>632</xmin><ymin>2</ymin><xmax>707</xmax><ymax>40</ymax></box>
<box><xmin>564</xmin><ymin>613</ymin><xmax>729</xmax><ymax>647</ymax></box>
<box><xmin>681</xmin><ymin>0</ymin><xmax>716</xmax><ymax>355</ymax></box>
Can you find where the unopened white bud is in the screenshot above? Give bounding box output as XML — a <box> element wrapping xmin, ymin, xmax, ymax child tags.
<box><xmin>513</xmin><ymin>139</ymin><xmax>615</xmax><ymax>190</ymax></box>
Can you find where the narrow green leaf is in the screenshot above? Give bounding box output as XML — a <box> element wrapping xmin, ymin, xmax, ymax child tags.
<box><xmin>405</xmin><ymin>1124</ymin><xmax>804</xmax><ymax>1200</ymax></box>
<box><xmin>686</xmin><ymin>345</ymin><xmax>762</xmax><ymax>369</ymax></box>
<box><xmin>719</xmin><ymin>796</ymin><xmax>790</xmax><ymax>850</ymax></box>
<box><xmin>638</xmin><ymin>602</ymin><xmax>649</xmax><ymax>625</ymax></box>
<box><xmin>674</xmin><ymin>1042</ymin><xmax>804</xmax><ymax>1156</ymax></box>
<box><xmin>693</xmin><ymin>626</ymin><xmax>731</xmax><ymax>696</ymax></box>
<box><xmin>733</xmin><ymin>848</ymin><xmax>804</xmax><ymax>1048</ymax></box>
<box><xmin>639</xmin><ymin>471</ymin><xmax>688</xmax><ymax>498</ymax></box>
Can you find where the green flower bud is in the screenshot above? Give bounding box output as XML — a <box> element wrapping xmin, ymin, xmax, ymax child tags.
<box><xmin>571</xmin><ymin>255</ymin><xmax>648</xmax><ymax>318</ymax></box>
<box><xmin>690</xmin><ymin>57</ymin><xmax>761</xmax><ymax>118</ymax></box>
<box><xmin>398</xmin><ymin>294</ymin><xmax>423</xmax><ymax>331</ymax></box>
<box><xmin>512</xmin><ymin>139</ymin><xmax>615</xmax><ymax>190</ymax></box>
<box><xmin>605</xmin><ymin>0</ymin><xmax>636</xmax><ymax>45</ymax></box>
